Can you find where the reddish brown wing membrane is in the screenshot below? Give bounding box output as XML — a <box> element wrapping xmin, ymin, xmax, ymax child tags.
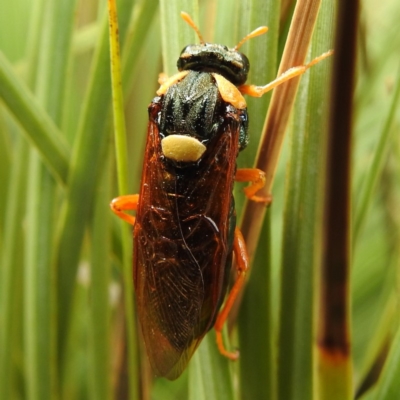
<box><xmin>134</xmin><ymin>101</ymin><xmax>241</xmax><ymax>379</ymax></box>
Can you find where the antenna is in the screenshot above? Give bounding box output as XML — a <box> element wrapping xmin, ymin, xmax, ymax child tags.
<box><xmin>234</xmin><ymin>26</ymin><xmax>268</xmax><ymax>51</ymax></box>
<box><xmin>181</xmin><ymin>12</ymin><xmax>205</xmax><ymax>44</ymax></box>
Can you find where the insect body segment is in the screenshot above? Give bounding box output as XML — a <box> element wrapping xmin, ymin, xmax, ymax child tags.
<box><xmin>114</xmin><ymin>41</ymin><xmax>257</xmax><ymax>378</ymax></box>
<box><xmin>178</xmin><ymin>43</ymin><xmax>250</xmax><ymax>85</ymax></box>
<box><xmin>110</xmin><ymin>11</ymin><xmax>332</xmax><ymax>380</ymax></box>
<box><xmin>134</xmin><ymin>101</ymin><xmax>242</xmax><ymax>379</ymax></box>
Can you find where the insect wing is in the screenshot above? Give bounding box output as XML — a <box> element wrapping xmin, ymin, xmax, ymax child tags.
<box><xmin>134</xmin><ymin>106</ymin><xmax>240</xmax><ymax>379</ymax></box>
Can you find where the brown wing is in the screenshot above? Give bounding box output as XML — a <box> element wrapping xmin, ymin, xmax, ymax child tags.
<box><xmin>134</xmin><ymin>107</ymin><xmax>240</xmax><ymax>379</ymax></box>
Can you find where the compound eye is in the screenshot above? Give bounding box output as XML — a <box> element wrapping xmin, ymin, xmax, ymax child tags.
<box><xmin>238</xmin><ymin>52</ymin><xmax>250</xmax><ymax>71</ymax></box>
<box><xmin>178</xmin><ymin>44</ymin><xmax>198</xmax><ymax>71</ymax></box>
<box><xmin>180</xmin><ymin>44</ymin><xmax>196</xmax><ymax>57</ymax></box>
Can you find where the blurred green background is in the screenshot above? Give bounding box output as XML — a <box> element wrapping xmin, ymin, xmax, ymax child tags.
<box><xmin>0</xmin><ymin>0</ymin><xmax>399</xmax><ymax>399</ymax></box>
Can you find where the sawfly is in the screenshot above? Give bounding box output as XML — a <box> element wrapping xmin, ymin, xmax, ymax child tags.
<box><xmin>110</xmin><ymin>10</ymin><xmax>332</xmax><ymax>380</ymax></box>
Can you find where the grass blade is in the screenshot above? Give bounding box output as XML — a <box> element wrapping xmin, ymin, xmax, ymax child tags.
<box><xmin>24</xmin><ymin>1</ymin><xmax>78</xmax><ymax>398</ymax></box>
<box><xmin>236</xmin><ymin>1</ymin><xmax>279</xmax><ymax>398</ymax></box>
<box><xmin>0</xmin><ymin>137</ymin><xmax>28</xmax><ymax>400</ymax></box>
<box><xmin>88</xmin><ymin>155</ymin><xmax>112</xmax><ymax>400</ymax></box>
<box><xmin>277</xmin><ymin>2</ymin><xmax>335</xmax><ymax>399</ymax></box>
<box><xmin>107</xmin><ymin>1</ymin><xmax>138</xmax><ymax>398</ymax></box>
<box><xmin>0</xmin><ymin>114</ymin><xmax>11</xmax><ymax>232</ymax></box>
<box><xmin>159</xmin><ymin>0</ymin><xmax>197</xmax><ymax>76</ymax></box>
<box><xmin>316</xmin><ymin>1</ymin><xmax>359</xmax><ymax>398</ymax></box>
<box><xmin>353</xmin><ymin>61</ymin><xmax>400</xmax><ymax>243</ymax></box>
<box><xmin>121</xmin><ymin>0</ymin><xmax>159</xmax><ymax>93</ymax></box>
<box><xmin>373</xmin><ymin>325</ymin><xmax>400</xmax><ymax>399</ymax></box>
<box><xmin>0</xmin><ymin>1</ymin><xmax>44</xmax><ymax>398</ymax></box>
<box><xmin>55</xmin><ymin>0</ymin><xmax>134</xmax><ymax>363</ymax></box>
<box><xmin>188</xmin><ymin>331</ymin><xmax>235</xmax><ymax>400</ymax></box>
<box><xmin>238</xmin><ymin>213</ymin><xmax>273</xmax><ymax>400</ymax></box>
<box><xmin>24</xmin><ymin>156</ymin><xmax>57</xmax><ymax>400</ymax></box>
<box><xmin>0</xmin><ymin>51</ymin><xmax>70</xmax><ymax>184</ymax></box>
<box><xmin>240</xmin><ymin>0</ymin><xmax>325</xmax><ymax>267</ymax></box>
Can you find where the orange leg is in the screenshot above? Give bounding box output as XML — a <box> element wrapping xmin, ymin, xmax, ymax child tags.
<box><xmin>239</xmin><ymin>50</ymin><xmax>333</xmax><ymax>97</ymax></box>
<box><xmin>235</xmin><ymin>168</ymin><xmax>271</xmax><ymax>204</ymax></box>
<box><xmin>110</xmin><ymin>194</ymin><xmax>139</xmax><ymax>225</ymax></box>
<box><xmin>215</xmin><ymin>227</ymin><xmax>249</xmax><ymax>360</ymax></box>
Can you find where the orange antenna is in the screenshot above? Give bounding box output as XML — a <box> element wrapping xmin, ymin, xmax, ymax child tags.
<box><xmin>234</xmin><ymin>26</ymin><xmax>268</xmax><ymax>51</ymax></box>
<box><xmin>181</xmin><ymin>11</ymin><xmax>205</xmax><ymax>44</ymax></box>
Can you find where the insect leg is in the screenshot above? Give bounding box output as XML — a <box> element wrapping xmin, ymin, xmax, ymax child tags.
<box><xmin>235</xmin><ymin>168</ymin><xmax>271</xmax><ymax>204</ymax></box>
<box><xmin>110</xmin><ymin>194</ymin><xmax>139</xmax><ymax>225</ymax></box>
<box><xmin>238</xmin><ymin>50</ymin><xmax>333</xmax><ymax>97</ymax></box>
<box><xmin>215</xmin><ymin>227</ymin><xmax>249</xmax><ymax>360</ymax></box>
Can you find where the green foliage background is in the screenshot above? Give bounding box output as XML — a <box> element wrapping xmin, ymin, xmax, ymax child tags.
<box><xmin>0</xmin><ymin>0</ymin><xmax>399</xmax><ymax>399</ymax></box>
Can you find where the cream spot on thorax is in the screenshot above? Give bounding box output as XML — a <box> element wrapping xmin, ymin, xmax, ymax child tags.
<box><xmin>161</xmin><ymin>135</ymin><xmax>206</xmax><ymax>162</ymax></box>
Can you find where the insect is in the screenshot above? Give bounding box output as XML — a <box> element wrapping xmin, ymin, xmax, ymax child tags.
<box><xmin>111</xmin><ymin>12</ymin><xmax>332</xmax><ymax>380</ymax></box>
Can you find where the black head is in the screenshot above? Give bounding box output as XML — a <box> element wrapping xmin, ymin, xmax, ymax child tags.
<box><xmin>177</xmin><ymin>43</ymin><xmax>250</xmax><ymax>86</ymax></box>
<box><xmin>178</xmin><ymin>12</ymin><xmax>267</xmax><ymax>87</ymax></box>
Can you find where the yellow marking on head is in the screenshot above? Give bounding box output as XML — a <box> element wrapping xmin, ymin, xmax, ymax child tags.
<box><xmin>211</xmin><ymin>73</ymin><xmax>247</xmax><ymax>109</ymax></box>
<box><xmin>161</xmin><ymin>135</ymin><xmax>207</xmax><ymax>162</ymax></box>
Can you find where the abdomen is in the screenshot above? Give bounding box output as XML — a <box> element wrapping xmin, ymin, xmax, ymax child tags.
<box><xmin>133</xmin><ymin>89</ymin><xmax>241</xmax><ymax>379</ymax></box>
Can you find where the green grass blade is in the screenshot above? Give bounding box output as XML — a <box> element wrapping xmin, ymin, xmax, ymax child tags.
<box><xmin>0</xmin><ymin>51</ymin><xmax>70</xmax><ymax>184</ymax></box>
<box><xmin>0</xmin><ymin>137</ymin><xmax>28</xmax><ymax>400</ymax></box>
<box><xmin>108</xmin><ymin>0</ymin><xmax>129</xmax><ymax>196</ymax></box>
<box><xmin>212</xmin><ymin>0</ymin><xmax>238</xmax><ymax>45</ymax></box>
<box><xmin>236</xmin><ymin>1</ymin><xmax>279</xmax><ymax>398</ymax></box>
<box><xmin>159</xmin><ymin>0</ymin><xmax>197</xmax><ymax>76</ymax></box>
<box><xmin>55</xmin><ymin>0</ymin><xmax>134</xmax><ymax>362</ymax></box>
<box><xmin>373</xmin><ymin>327</ymin><xmax>400</xmax><ymax>400</ymax></box>
<box><xmin>239</xmin><ymin>0</ymin><xmax>327</xmax><ymax>287</ymax></box>
<box><xmin>0</xmin><ymin>113</ymin><xmax>11</xmax><ymax>233</ymax></box>
<box><xmin>123</xmin><ymin>16</ymin><xmax>161</xmax><ymax>187</ymax></box>
<box><xmin>353</xmin><ymin>61</ymin><xmax>400</xmax><ymax>243</ymax></box>
<box><xmin>277</xmin><ymin>2</ymin><xmax>335</xmax><ymax>399</ymax></box>
<box><xmin>238</xmin><ymin>213</ymin><xmax>274</xmax><ymax>400</ymax></box>
<box><xmin>88</xmin><ymin>155</ymin><xmax>112</xmax><ymax>400</ymax></box>
<box><xmin>107</xmin><ymin>1</ymin><xmax>138</xmax><ymax>398</ymax></box>
<box><xmin>23</xmin><ymin>1</ymin><xmax>78</xmax><ymax>399</ymax></box>
<box><xmin>360</xmin><ymin>387</ymin><xmax>378</xmax><ymax>400</ymax></box>
<box><xmin>236</xmin><ymin>0</ymin><xmax>279</xmax><ymax>168</ymax></box>
<box><xmin>24</xmin><ymin>157</ymin><xmax>57</xmax><ymax>400</ymax></box>
<box><xmin>355</xmin><ymin>293</ymin><xmax>396</xmax><ymax>397</ymax></box>
<box><xmin>121</xmin><ymin>0</ymin><xmax>159</xmax><ymax>93</ymax></box>
<box><xmin>188</xmin><ymin>331</ymin><xmax>235</xmax><ymax>400</ymax></box>
<box><xmin>0</xmin><ymin>1</ymin><xmax>44</xmax><ymax>397</ymax></box>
